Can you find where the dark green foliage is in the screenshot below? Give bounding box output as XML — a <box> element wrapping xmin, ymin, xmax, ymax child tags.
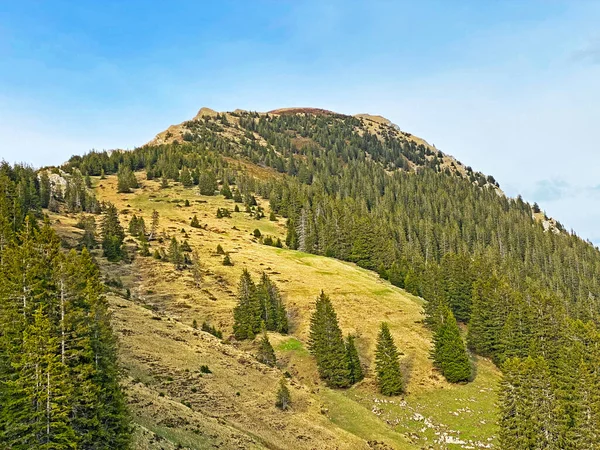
<box><xmin>220</xmin><ymin>183</ymin><xmax>233</xmax><ymax>199</ymax></box>
<box><xmin>200</xmin><ymin>365</ymin><xmax>211</xmax><ymax>374</ymax></box>
<box><xmin>499</xmin><ymin>357</ymin><xmax>560</xmax><ymax>449</ymax></box>
<box><xmin>160</xmin><ymin>176</ymin><xmax>169</xmax><ymax>189</ymax></box>
<box><xmin>233</xmin><ymin>188</ymin><xmax>243</xmax><ymax>203</ymax></box>
<box><xmin>199</xmin><ymin>171</ymin><xmax>217</xmax><ymax>196</ymax></box>
<box><xmin>232</xmin><ymin>269</ymin><xmax>261</xmax><ymax>339</ymax></box>
<box><xmin>308</xmin><ymin>291</ymin><xmax>351</xmax><ymax>388</ymax></box>
<box><xmin>117</xmin><ymin>164</ymin><xmax>138</xmax><ymax>193</ymax></box>
<box><xmin>201</xmin><ymin>322</ymin><xmax>223</xmax><ymax>339</ymax></box>
<box><xmin>253</xmin><ymin>228</ymin><xmax>261</xmax><ymax>238</ymax></box>
<box><xmin>101</xmin><ymin>202</ymin><xmax>125</xmax><ymax>261</ymax></box>
<box><xmin>275</xmin><ymin>377</ymin><xmax>291</xmax><ymax>411</ymax></box>
<box><xmin>190</xmin><ymin>215</ymin><xmax>201</xmax><ymax>228</ymax></box>
<box><xmin>432</xmin><ymin>306</ymin><xmax>472</xmax><ymax>383</ymax></box>
<box><xmin>168</xmin><ymin>237</ymin><xmax>183</xmax><ymax>269</ymax></box>
<box><xmin>256</xmin><ymin>272</ymin><xmax>288</xmax><ymax>333</ymax></box>
<box><xmin>128</xmin><ymin>214</ymin><xmax>146</xmax><ymax>238</ymax></box>
<box><xmin>77</xmin><ymin>215</ymin><xmax>97</xmax><ymax>250</ymax></box>
<box><xmin>269</xmin><ymin>211</ymin><xmax>277</xmax><ymax>221</ymax></box>
<box><xmin>232</xmin><ymin>271</ymin><xmax>287</xmax><ymax>340</ymax></box>
<box><xmin>256</xmin><ymin>326</ymin><xmax>277</xmax><ymax>367</ymax></box>
<box><xmin>216</xmin><ymin>244</ymin><xmax>225</xmax><ymax>254</ymax></box>
<box><xmin>375</xmin><ymin>323</ymin><xmax>403</xmax><ymax>396</ymax></box>
<box><xmin>222</xmin><ymin>254</ymin><xmax>233</xmax><ymax>266</ymax></box>
<box><xmin>181</xmin><ymin>239</ymin><xmax>192</xmax><ymax>252</ymax></box>
<box><xmin>216</xmin><ymin>207</ymin><xmax>231</xmax><ymax>218</ymax></box>
<box><xmin>180</xmin><ymin>167</ymin><xmax>193</xmax><ymax>187</ymax></box>
<box><xmin>345</xmin><ymin>335</ymin><xmax>364</xmax><ymax>384</ymax></box>
<box><xmin>0</xmin><ymin>189</ymin><xmax>130</xmax><ymax>449</ymax></box>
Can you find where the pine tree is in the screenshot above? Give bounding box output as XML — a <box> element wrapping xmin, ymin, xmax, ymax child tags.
<box><xmin>150</xmin><ymin>209</ymin><xmax>159</xmax><ymax>240</ymax></box>
<box><xmin>256</xmin><ymin>325</ymin><xmax>276</xmax><ymax>367</ymax></box>
<box><xmin>275</xmin><ymin>377</ymin><xmax>291</xmax><ymax>411</ymax></box>
<box><xmin>499</xmin><ymin>357</ymin><xmax>560</xmax><ymax>449</ymax></box>
<box><xmin>221</xmin><ymin>183</ymin><xmax>233</xmax><ymax>199</ymax></box>
<box><xmin>256</xmin><ymin>272</ymin><xmax>288</xmax><ymax>333</ymax></box>
<box><xmin>233</xmin><ymin>188</ymin><xmax>243</xmax><ymax>203</ymax></box>
<box><xmin>180</xmin><ymin>167</ymin><xmax>193</xmax><ymax>187</ymax></box>
<box><xmin>308</xmin><ymin>291</ymin><xmax>351</xmax><ymax>388</ymax></box>
<box><xmin>375</xmin><ymin>323</ymin><xmax>403</xmax><ymax>396</ymax></box>
<box><xmin>191</xmin><ymin>250</ymin><xmax>203</xmax><ymax>288</ymax></box>
<box><xmin>168</xmin><ymin>237</ymin><xmax>183</xmax><ymax>269</ymax></box>
<box><xmin>101</xmin><ymin>202</ymin><xmax>125</xmax><ymax>261</ymax></box>
<box><xmin>345</xmin><ymin>335</ymin><xmax>364</xmax><ymax>384</ymax></box>
<box><xmin>232</xmin><ymin>269</ymin><xmax>261</xmax><ymax>339</ymax></box>
<box><xmin>190</xmin><ymin>215</ymin><xmax>200</xmax><ymax>228</ymax></box>
<box><xmin>117</xmin><ymin>164</ymin><xmax>138</xmax><ymax>193</ymax></box>
<box><xmin>432</xmin><ymin>305</ymin><xmax>472</xmax><ymax>383</ymax></box>
<box><xmin>199</xmin><ymin>171</ymin><xmax>217</xmax><ymax>196</ymax></box>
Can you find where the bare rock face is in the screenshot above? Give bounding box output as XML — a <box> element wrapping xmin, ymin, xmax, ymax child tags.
<box><xmin>194</xmin><ymin>107</ymin><xmax>218</xmax><ymax>120</ymax></box>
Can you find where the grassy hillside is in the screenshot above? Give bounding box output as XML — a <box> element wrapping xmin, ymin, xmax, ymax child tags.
<box><xmin>51</xmin><ymin>173</ymin><xmax>500</xmax><ymax>449</ymax></box>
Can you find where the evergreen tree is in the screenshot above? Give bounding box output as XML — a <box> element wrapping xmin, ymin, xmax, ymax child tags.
<box><xmin>256</xmin><ymin>325</ymin><xmax>277</xmax><ymax>367</ymax></box>
<box><xmin>168</xmin><ymin>237</ymin><xmax>183</xmax><ymax>269</ymax></box>
<box><xmin>180</xmin><ymin>167</ymin><xmax>193</xmax><ymax>187</ymax></box>
<box><xmin>345</xmin><ymin>335</ymin><xmax>364</xmax><ymax>384</ymax></box>
<box><xmin>149</xmin><ymin>209</ymin><xmax>159</xmax><ymax>240</ymax></box>
<box><xmin>232</xmin><ymin>269</ymin><xmax>261</xmax><ymax>339</ymax></box>
<box><xmin>39</xmin><ymin>171</ymin><xmax>51</xmax><ymax>208</ymax></box>
<box><xmin>101</xmin><ymin>202</ymin><xmax>125</xmax><ymax>261</ymax></box>
<box><xmin>221</xmin><ymin>183</ymin><xmax>233</xmax><ymax>199</ymax></box>
<box><xmin>191</xmin><ymin>249</ymin><xmax>203</xmax><ymax>288</ymax></box>
<box><xmin>432</xmin><ymin>305</ymin><xmax>472</xmax><ymax>383</ymax></box>
<box><xmin>117</xmin><ymin>164</ymin><xmax>138</xmax><ymax>193</ymax></box>
<box><xmin>275</xmin><ymin>377</ymin><xmax>291</xmax><ymax>411</ymax></box>
<box><xmin>375</xmin><ymin>323</ymin><xmax>403</xmax><ymax>396</ymax></box>
<box><xmin>499</xmin><ymin>357</ymin><xmax>560</xmax><ymax>449</ymax></box>
<box><xmin>308</xmin><ymin>291</ymin><xmax>351</xmax><ymax>388</ymax></box>
<box><xmin>199</xmin><ymin>171</ymin><xmax>217</xmax><ymax>196</ymax></box>
<box><xmin>190</xmin><ymin>215</ymin><xmax>201</xmax><ymax>228</ymax></box>
<box><xmin>256</xmin><ymin>272</ymin><xmax>288</xmax><ymax>333</ymax></box>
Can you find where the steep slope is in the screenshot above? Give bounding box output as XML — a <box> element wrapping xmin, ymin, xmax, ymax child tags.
<box><xmin>51</xmin><ymin>174</ymin><xmax>500</xmax><ymax>449</ymax></box>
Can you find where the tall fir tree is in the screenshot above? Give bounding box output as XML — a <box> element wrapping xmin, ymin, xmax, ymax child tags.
<box><xmin>308</xmin><ymin>291</ymin><xmax>351</xmax><ymax>388</ymax></box>
<box><xmin>375</xmin><ymin>323</ymin><xmax>403</xmax><ymax>396</ymax></box>
<box><xmin>345</xmin><ymin>335</ymin><xmax>364</xmax><ymax>384</ymax></box>
<box><xmin>232</xmin><ymin>269</ymin><xmax>261</xmax><ymax>339</ymax></box>
<box><xmin>432</xmin><ymin>305</ymin><xmax>472</xmax><ymax>383</ymax></box>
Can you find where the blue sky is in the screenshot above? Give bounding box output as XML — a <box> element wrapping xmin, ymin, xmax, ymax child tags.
<box><xmin>1</xmin><ymin>1</ymin><xmax>599</xmax><ymax>244</ymax></box>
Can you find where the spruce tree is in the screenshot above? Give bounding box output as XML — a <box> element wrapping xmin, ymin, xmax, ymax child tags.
<box><xmin>150</xmin><ymin>209</ymin><xmax>159</xmax><ymax>240</ymax></box>
<box><xmin>232</xmin><ymin>269</ymin><xmax>261</xmax><ymax>339</ymax></box>
<box><xmin>221</xmin><ymin>183</ymin><xmax>233</xmax><ymax>199</ymax></box>
<box><xmin>275</xmin><ymin>377</ymin><xmax>291</xmax><ymax>411</ymax></box>
<box><xmin>375</xmin><ymin>323</ymin><xmax>403</xmax><ymax>396</ymax></box>
<box><xmin>180</xmin><ymin>167</ymin><xmax>193</xmax><ymax>187</ymax></box>
<box><xmin>345</xmin><ymin>335</ymin><xmax>364</xmax><ymax>384</ymax></box>
<box><xmin>432</xmin><ymin>306</ymin><xmax>472</xmax><ymax>383</ymax></box>
<box><xmin>499</xmin><ymin>357</ymin><xmax>560</xmax><ymax>449</ymax></box>
<box><xmin>308</xmin><ymin>291</ymin><xmax>351</xmax><ymax>388</ymax></box>
<box><xmin>256</xmin><ymin>325</ymin><xmax>276</xmax><ymax>367</ymax></box>
<box><xmin>101</xmin><ymin>202</ymin><xmax>125</xmax><ymax>261</ymax></box>
<box><xmin>199</xmin><ymin>171</ymin><xmax>217</xmax><ymax>196</ymax></box>
<box><xmin>168</xmin><ymin>237</ymin><xmax>183</xmax><ymax>269</ymax></box>
<box><xmin>257</xmin><ymin>272</ymin><xmax>288</xmax><ymax>333</ymax></box>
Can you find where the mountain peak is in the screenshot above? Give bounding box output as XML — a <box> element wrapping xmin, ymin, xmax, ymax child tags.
<box><xmin>194</xmin><ymin>107</ymin><xmax>218</xmax><ymax>120</ymax></box>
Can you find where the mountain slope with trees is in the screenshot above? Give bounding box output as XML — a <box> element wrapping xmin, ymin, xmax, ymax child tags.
<box><xmin>2</xmin><ymin>106</ymin><xmax>600</xmax><ymax>448</ymax></box>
